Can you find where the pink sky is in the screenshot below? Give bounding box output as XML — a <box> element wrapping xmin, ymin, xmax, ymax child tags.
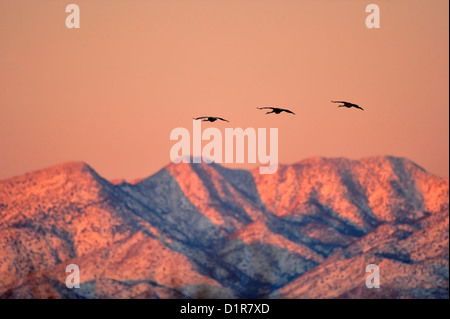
<box><xmin>0</xmin><ymin>0</ymin><xmax>448</xmax><ymax>180</ymax></box>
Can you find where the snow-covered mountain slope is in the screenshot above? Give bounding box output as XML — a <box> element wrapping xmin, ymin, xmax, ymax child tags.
<box><xmin>0</xmin><ymin>156</ymin><xmax>448</xmax><ymax>298</ymax></box>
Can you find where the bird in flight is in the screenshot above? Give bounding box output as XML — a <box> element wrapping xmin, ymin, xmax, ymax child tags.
<box><xmin>331</xmin><ymin>100</ymin><xmax>364</xmax><ymax>111</ymax></box>
<box><xmin>257</xmin><ymin>107</ymin><xmax>295</xmax><ymax>115</ymax></box>
<box><xmin>193</xmin><ymin>116</ymin><xmax>230</xmax><ymax>123</ymax></box>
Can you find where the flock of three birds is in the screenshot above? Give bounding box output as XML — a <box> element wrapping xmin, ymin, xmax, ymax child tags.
<box><xmin>193</xmin><ymin>100</ymin><xmax>364</xmax><ymax>123</ymax></box>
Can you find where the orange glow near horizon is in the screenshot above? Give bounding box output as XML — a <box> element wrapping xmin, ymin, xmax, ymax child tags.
<box><xmin>0</xmin><ymin>0</ymin><xmax>448</xmax><ymax>181</ymax></box>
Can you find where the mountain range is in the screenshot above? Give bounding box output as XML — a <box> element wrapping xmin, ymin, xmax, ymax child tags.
<box><xmin>0</xmin><ymin>156</ymin><xmax>448</xmax><ymax>298</ymax></box>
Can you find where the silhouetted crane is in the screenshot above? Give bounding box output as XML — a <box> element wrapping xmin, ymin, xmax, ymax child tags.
<box><xmin>193</xmin><ymin>116</ymin><xmax>229</xmax><ymax>123</ymax></box>
<box><xmin>257</xmin><ymin>107</ymin><xmax>295</xmax><ymax>115</ymax></box>
<box><xmin>331</xmin><ymin>100</ymin><xmax>364</xmax><ymax>111</ymax></box>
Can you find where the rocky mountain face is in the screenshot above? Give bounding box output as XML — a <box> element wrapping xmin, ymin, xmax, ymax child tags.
<box><xmin>0</xmin><ymin>156</ymin><xmax>448</xmax><ymax>298</ymax></box>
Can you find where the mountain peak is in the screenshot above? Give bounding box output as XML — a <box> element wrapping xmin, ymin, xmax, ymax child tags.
<box><xmin>41</xmin><ymin>161</ymin><xmax>96</xmax><ymax>179</ymax></box>
<box><xmin>0</xmin><ymin>161</ymin><xmax>104</xmax><ymax>185</ymax></box>
<box><xmin>0</xmin><ymin>161</ymin><xmax>107</xmax><ymax>209</ymax></box>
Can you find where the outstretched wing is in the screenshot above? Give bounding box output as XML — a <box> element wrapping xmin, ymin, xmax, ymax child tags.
<box><xmin>217</xmin><ymin>117</ymin><xmax>229</xmax><ymax>122</ymax></box>
<box><xmin>331</xmin><ymin>100</ymin><xmax>349</xmax><ymax>104</ymax></box>
<box><xmin>193</xmin><ymin>116</ymin><xmax>209</xmax><ymax>120</ymax></box>
<box><xmin>353</xmin><ymin>104</ymin><xmax>364</xmax><ymax>111</ymax></box>
<box><xmin>257</xmin><ymin>107</ymin><xmax>274</xmax><ymax>110</ymax></box>
<box><xmin>281</xmin><ymin>108</ymin><xmax>295</xmax><ymax>115</ymax></box>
